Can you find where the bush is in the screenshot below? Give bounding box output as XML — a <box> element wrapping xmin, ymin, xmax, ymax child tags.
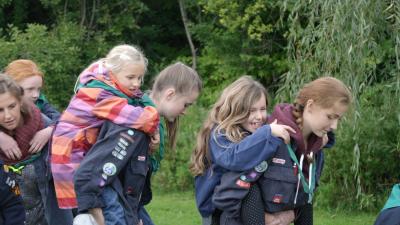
<box><xmin>0</xmin><ymin>22</ymin><xmax>84</xmax><ymax>109</ymax></box>
<box><xmin>152</xmin><ymin>104</ymin><xmax>209</xmax><ymax>192</ymax></box>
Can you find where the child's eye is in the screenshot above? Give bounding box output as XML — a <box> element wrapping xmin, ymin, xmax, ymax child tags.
<box><xmin>327</xmin><ymin>114</ymin><xmax>338</xmax><ymax>120</ymax></box>
<box><xmin>9</xmin><ymin>103</ymin><xmax>16</xmax><ymax>109</ymax></box>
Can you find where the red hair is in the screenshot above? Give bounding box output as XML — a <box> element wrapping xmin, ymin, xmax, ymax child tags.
<box><xmin>4</xmin><ymin>59</ymin><xmax>44</xmax><ymax>83</ymax></box>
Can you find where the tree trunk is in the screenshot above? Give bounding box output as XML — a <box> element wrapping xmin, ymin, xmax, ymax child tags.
<box><xmin>178</xmin><ymin>0</ymin><xmax>197</xmax><ymax>70</ymax></box>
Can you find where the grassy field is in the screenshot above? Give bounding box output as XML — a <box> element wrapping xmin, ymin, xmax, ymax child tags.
<box><xmin>146</xmin><ymin>191</ymin><xmax>378</xmax><ymax>225</ymax></box>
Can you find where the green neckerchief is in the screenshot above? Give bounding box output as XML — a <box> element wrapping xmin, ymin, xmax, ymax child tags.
<box><xmin>382</xmin><ymin>184</ymin><xmax>400</xmax><ymax>211</ymax></box>
<box><xmin>35</xmin><ymin>92</ymin><xmax>48</xmax><ymax>111</ymax></box>
<box><xmin>83</xmin><ymin>80</ymin><xmax>165</xmax><ymax>172</ymax></box>
<box><xmin>287</xmin><ymin>144</ymin><xmax>316</xmax><ymax>203</ymax></box>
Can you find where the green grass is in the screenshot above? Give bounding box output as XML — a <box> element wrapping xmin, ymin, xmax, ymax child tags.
<box><xmin>146</xmin><ymin>191</ymin><xmax>378</xmax><ymax>225</ymax></box>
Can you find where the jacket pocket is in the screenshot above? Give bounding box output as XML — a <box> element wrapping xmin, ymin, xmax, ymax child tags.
<box><xmin>258</xmin><ymin>164</ymin><xmax>297</xmax><ymax>213</ymax></box>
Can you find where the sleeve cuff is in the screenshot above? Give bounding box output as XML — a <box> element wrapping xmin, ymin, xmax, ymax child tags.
<box><xmin>77</xmin><ymin>193</ymin><xmax>105</xmax><ymax>213</ymax></box>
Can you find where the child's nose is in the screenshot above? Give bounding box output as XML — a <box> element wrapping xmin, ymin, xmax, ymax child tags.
<box><xmin>32</xmin><ymin>90</ymin><xmax>40</xmax><ymax>98</ymax></box>
<box><xmin>330</xmin><ymin>119</ymin><xmax>338</xmax><ymax>130</ymax></box>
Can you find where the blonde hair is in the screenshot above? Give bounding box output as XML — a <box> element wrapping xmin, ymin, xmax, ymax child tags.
<box><xmin>152</xmin><ymin>62</ymin><xmax>202</xmax><ymax>149</ymax></box>
<box><xmin>190</xmin><ymin>76</ymin><xmax>268</xmax><ymax>176</ymax></box>
<box><xmin>292</xmin><ymin>76</ymin><xmax>352</xmax><ymax>128</ymax></box>
<box><xmin>0</xmin><ymin>73</ymin><xmax>31</xmax><ymax>124</ymax></box>
<box><xmin>104</xmin><ymin>44</ymin><xmax>148</xmax><ymax>74</ymax></box>
<box><xmin>4</xmin><ymin>59</ymin><xmax>44</xmax><ymax>83</ymax></box>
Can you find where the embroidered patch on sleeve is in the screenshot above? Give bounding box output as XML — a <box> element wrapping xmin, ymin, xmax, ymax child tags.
<box><xmin>254</xmin><ymin>161</ymin><xmax>268</xmax><ymax>172</ymax></box>
<box><xmin>272</xmin><ymin>158</ymin><xmax>286</xmax><ymax>165</ymax></box>
<box><xmin>236</xmin><ymin>179</ymin><xmax>251</xmax><ymax>189</ymax></box>
<box><xmin>103</xmin><ymin>162</ymin><xmax>117</xmax><ymax>176</ymax></box>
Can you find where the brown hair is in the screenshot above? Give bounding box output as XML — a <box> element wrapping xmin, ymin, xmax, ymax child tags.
<box><xmin>0</xmin><ymin>73</ymin><xmax>31</xmax><ymax>125</ymax></box>
<box><xmin>189</xmin><ymin>76</ymin><xmax>268</xmax><ymax>176</ymax></box>
<box><xmin>152</xmin><ymin>62</ymin><xmax>202</xmax><ymax>149</ymax></box>
<box><xmin>292</xmin><ymin>76</ymin><xmax>352</xmax><ymax>128</ymax></box>
<box><xmin>4</xmin><ymin>59</ymin><xmax>44</xmax><ymax>83</ymax></box>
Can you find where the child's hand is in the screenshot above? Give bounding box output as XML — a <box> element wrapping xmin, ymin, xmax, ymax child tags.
<box><xmin>149</xmin><ymin>129</ymin><xmax>160</xmax><ymax>154</ymax></box>
<box><xmin>265</xmin><ymin>210</ymin><xmax>295</xmax><ymax>225</ymax></box>
<box><xmin>89</xmin><ymin>208</ymin><xmax>105</xmax><ymax>225</ymax></box>
<box><xmin>270</xmin><ymin>119</ymin><xmax>296</xmax><ymax>144</ymax></box>
<box><xmin>137</xmin><ymin>219</ymin><xmax>143</xmax><ymax>225</ymax></box>
<box><xmin>0</xmin><ymin>131</ymin><xmax>22</xmax><ymax>160</ymax></box>
<box><xmin>29</xmin><ymin>127</ymin><xmax>53</xmax><ymax>153</ymax></box>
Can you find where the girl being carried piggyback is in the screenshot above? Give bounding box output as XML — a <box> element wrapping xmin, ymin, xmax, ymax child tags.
<box><xmin>190</xmin><ymin>75</ymin><xmax>295</xmax><ymax>225</ymax></box>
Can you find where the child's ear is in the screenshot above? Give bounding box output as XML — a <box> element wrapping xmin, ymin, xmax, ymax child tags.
<box><xmin>305</xmin><ymin>99</ymin><xmax>314</xmax><ymax>112</ymax></box>
<box><xmin>165</xmin><ymin>88</ymin><xmax>176</xmax><ymax>100</ymax></box>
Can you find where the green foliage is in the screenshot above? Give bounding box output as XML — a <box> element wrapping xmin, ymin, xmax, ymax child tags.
<box><xmin>153</xmin><ymin>104</ymin><xmax>208</xmax><ymax>191</ymax></box>
<box><xmin>317</xmin><ymin>82</ymin><xmax>400</xmax><ymax>210</ymax></box>
<box><xmin>0</xmin><ymin>22</ymin><xmax>84</xmax><ymax>109</ymax></box>
<box><xmin>278</xmin><ymin>0</ymin><xmax>400</xmax><ymax>210</ymax></box>
<box><xmin>192</xmin><ymin>0</ymin><xmax>289</xmax><ymax>105</ymax></box>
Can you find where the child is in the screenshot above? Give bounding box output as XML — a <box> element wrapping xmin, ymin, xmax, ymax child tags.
<box><xmin>50</xmin><ymin>44</ymin><xmax>160</xmax><ymax>209</ymax></box>
<box><xmin>0</xmin><ymin>59</ymin><xmax>60</xmax><ymax>161</ymax></box>
<box><xmin>0</xmin><ymin>73</ymin><xmax>73</xmax><ymax>225</ymax></box>
<box><xmin>3</xmin><ymin>59</ymin><xmax>74</xmax><ymax>225</ymax></box>
<box><xmin>189</xmin><ymin>75</ymin><xmax>295</xmax><ymax>225</ymax></box>
<box><xmin>213</xmin><ymin>76</ymin><xmax>351</xmax><ymax>225</ymax></box>
<box><xmin>73</xmin><ymin>62</ymin><xmax>202</xmax><ymax>225</ymax></box>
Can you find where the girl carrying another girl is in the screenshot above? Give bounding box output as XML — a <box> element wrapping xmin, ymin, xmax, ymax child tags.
<box><xmin>0</xmin><ymin>73</ymin><xmax>72</xmax><ymax>225</ymax></box>
<box><xmin>73</xmin><ymin>62</ymin><xmax>202</xmax><ymax>225</ymax></box>
<box><xmin>213</xmin><ymin>76</ymin><xmax>351</xmax><ymax>225</ymax></box>
<box><xmin>2</xmin><ymin>59</ymin><xmax>73</xmax><ymax>225</ymax></box>
<box><xmin>1</xmin><ymin>59</ymin><xmax>60</xmax><ymax>160</ymax></box>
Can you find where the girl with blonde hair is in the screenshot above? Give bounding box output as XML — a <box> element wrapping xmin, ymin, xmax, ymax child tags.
<box><xmin>190</xmin><ymin>75</ymin><xmax>294</xmax><ymax>225</ymax></box>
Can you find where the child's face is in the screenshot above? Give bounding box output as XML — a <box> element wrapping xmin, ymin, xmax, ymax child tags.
<box><xmin>158</xmin><ymin>89</ymin><xmax>199</xmax><ymax>122</ymax></box>
<box><xmin>113</xmin><ymin>62</ymin><xmax>145</xmax><ymax>92</ymax></box>
<box><xmin>0</xmin><ymin>92</ymin><xmax>22</xmax><ymax>131</ymax></box>
<box><xmin>303</xmin><ymin>100</ymin><xmax>348</xmax><ymax>137</ymax></box>
<box><xmin>18</xmin><ymin>75</ymin><xmax>43</xmax><ymax>103</ymax></box>
<box><xmin>240</xmin><ymin>94</ymin><xmax>267</xmax><ymax>133</ymax></box>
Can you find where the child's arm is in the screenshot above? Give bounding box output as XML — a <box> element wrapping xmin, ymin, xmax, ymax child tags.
<box><xmin>28</xmin><ymin>113</ymin><xmax>54</xmax><ymax>153</ymax></box>
<box><xmin>39</xmin><ymin>101</ymin><xmax>61</xmax><ymax>125</ymax></box>
<box><xmin>0</xmin><ymin>132</ymin><xmax>22</xmax><ymax>160</ymax></box>
<box><xmin>211</xmin><ymin>125</ymin><xmax>282</xmax><ymax>172</ymax></box>
<box><xmin>88</xmin><ymin>208</ymin><xmax>105</xmax><ymax>225</ymax></box>
<box><xmin>81</xmin><ymin>88</ymin><xmax>159</xmax><ymax>134</ymax></box>
<box><xmin>28</xmin><ymin>127</ymin><xmax>53</xmax><ymax>153</ymax></box>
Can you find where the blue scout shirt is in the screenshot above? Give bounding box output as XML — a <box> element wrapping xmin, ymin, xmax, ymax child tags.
<box><xmin>194</xmin><ymin>125</ymin><xmax>282</xmax><ymax>217</ymax></box>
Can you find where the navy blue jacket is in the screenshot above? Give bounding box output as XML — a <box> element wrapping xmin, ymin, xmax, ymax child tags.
<box><xmin>374</xmin><ymin>207</ymin><xmax>400</xmax><ymax>225</ymax></box>
<box><xmin>74</xmin><ymin>121</ymin><xmax>150</xmax><ymax>225</ymax></box>
<box><xmin>0</xmin><ymin>161</ymin><xmax>25</xmax><ymax>225</ymax></box>
<box><xmin>36</xmin><ymin>96</ymin><xmax>61</xmax><ymax>126</ymax></box>
<box><xmin>194</xmin><ymin>125</ymin><xmax>282</xmax><ymax>217</ymax></box>
<box><xmin>212</xmin><ymin>132</ymin><xmax>335</xmax><ymax>224</ymax></box>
